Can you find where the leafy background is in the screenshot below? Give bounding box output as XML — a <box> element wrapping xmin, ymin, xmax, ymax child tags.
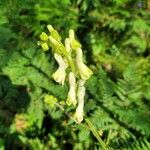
<box><xmin>0</xmin><ymin>0</ymin><xmax>150</xmax><ymax>149</ymax></box>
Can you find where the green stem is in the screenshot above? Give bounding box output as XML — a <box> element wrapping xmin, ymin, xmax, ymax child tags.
<box><xmin>54</xmin><ymin>102</ymin><xmax>108</xmax><ymax>149</ymax></box>
<box><xmin>55</xmin><ymin>102</ymin><xmax>77</xmax><ymax>122</ymax></box>
<box><xmin>85</xmin><ymin>118</ymin><xmax>108</xmax><ymax>150</ymax></box>
<box><xmin>66</xmin><ymin>55</ymin><xmax>76</xmax><ymax>74</ymax></box>
<box><xmin>106</xmin><ymin>129</ymin><xmax>112</xmax><ymax>146</ymax></box>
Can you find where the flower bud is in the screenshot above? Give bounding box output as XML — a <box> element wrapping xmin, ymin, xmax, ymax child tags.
<box><xmin>47</xmin><ymin>25</ymin><xmax>61</xmax><ymax>41</ymax></box>
<box><xmin>41</xmin><ymin>42</ymin><xmax>49</xmax><ymax>51</ymax></box>
<box><xmin>40</xmin><ymin>32</ymin><xmax>49</xmax><ymax>41</ymax></box>
<box><xmin>69</xmin><ymin>29</ymin><xmax>81</xmax><ymax>50</ymax></box>
<box><xmin>66</xmin><ymin>72</ymin><xmax>77</xmax><ymax>106</ymax></box>
<box><xmin>74</xmin><ymin>80</ymin><xmax>85</xmax><ymax>123</ymax></box>
<box><xmin>76</xmin><ymin>48</ymin><xmax>93</xmax><ymax>80</ymax></box>
<box><xmin>47</xmin><ymin>25</ymin><xmax>53</xmax><ymax>32</ymax></box>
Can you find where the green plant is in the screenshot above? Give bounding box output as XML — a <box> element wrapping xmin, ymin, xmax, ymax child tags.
<box><xmin>38</xmin><ymin>25</ymin><xmax>93</xmax><ymax>122</ymax></box>
<box><xmin>0</xmin><ymin>0</ymin><xmax>150</xmax><ymax>149</ymax></box>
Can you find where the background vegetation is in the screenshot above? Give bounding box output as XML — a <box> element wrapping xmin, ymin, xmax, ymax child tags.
<box><xmin>0</xmin><ymin>0</ymin><xmax>150</xmax><ymax>149</ymax></box>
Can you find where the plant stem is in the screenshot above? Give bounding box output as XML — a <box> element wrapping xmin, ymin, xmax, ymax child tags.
<box><xmin>85</xmin><ymin>118</ymin><xmax>109</xmax><ymax>150</ymax></box>
<box><xmin>66</xmin><ymin>55</ymin><xmax>76</xmax><ymax>74</ymax></box>
<box><xmin>55</xmin><ymin>102</ymin><xmax>108</xmax><ymax>149</ymax></box>
<box><xmin>55</xmin><ymin>102</ymin><xmax>77</xmax><ymax>122</ymax></box>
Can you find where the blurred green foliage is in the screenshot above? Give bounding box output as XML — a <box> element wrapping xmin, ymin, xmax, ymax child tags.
<box><xmin>0</xmin><ymin>0</ymin><xmax>150</xmax><ymax>149</ymax></box>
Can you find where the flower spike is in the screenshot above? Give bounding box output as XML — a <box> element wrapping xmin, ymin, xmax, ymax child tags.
<box><xmin>39</xmin><ymin>25</ymin><xmax>93</xmax><ymax>124</ymax></box>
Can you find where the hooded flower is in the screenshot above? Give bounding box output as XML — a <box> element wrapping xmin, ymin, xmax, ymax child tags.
<box><xmin>76</xmin><ymin>48</ymin><xmax>93</xmax><ymax>80</ymax></box>
<box><xmin>66</xmin><ymin>72</ymin><xmax>77</xmax><ymax>106</ymax></box>
<box><xmin>52</xmin><ymin>53</ymin><xmax>68</xmax><ymax>85</ymax></box>
<box><xmin>74</xmin><ymin>80</ymin><xmax>85</xmax><ymax>123</ymax></box>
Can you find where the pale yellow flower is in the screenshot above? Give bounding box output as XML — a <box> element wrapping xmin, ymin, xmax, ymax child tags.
<box><xmin>74</xmin><ymin>80</ymin><xmax>85</xmax><ymax>124</ymax></box>
<box><xmin>76</xmin><ymin>48</ymin><xmax>93</xmax><ymax>80</ymax></box>
<box><xmin>52</xmin><ymin>53</ymin><xmax>68</xmax><ymax>85</ymax></box>
<box><xmin>52</xmin><ymin>67</ymin><xmax>66</xmax><ymax>85</ymax></box>
<box><xmin>66</xmin><ymin>72</ymin><xmax>77</xmax><ymax>106</ymax></box>
<box><xmin>53</xmin><ymin>53</ymin><xmax>67</xmax><ymax>67</ymax></box>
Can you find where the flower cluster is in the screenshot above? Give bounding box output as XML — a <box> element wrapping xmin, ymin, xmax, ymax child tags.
<box><xmin>38</xmin><ymin>25</ymin><xmax>93</xmax><ymax>123</ymax></box>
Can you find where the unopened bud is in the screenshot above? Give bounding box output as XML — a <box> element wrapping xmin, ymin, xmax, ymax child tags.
<box><xmin>41</xmin><ymin>42</ymin><xmax>49</xmax><ymax>51</ymax></box>
<box><xmin>40</xmin><ymin>32</ymin><xmax>49</xmax><ymax>41</ymax></box>
<box><xmin>47</xmin><ymin>25</ymin><xmax>61</xmax><ymax>41</ymax></box>
<box><xmin>47</xmin><ymin>25</ymin><xmax>53</xmax><ymax>32</ymax></box>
